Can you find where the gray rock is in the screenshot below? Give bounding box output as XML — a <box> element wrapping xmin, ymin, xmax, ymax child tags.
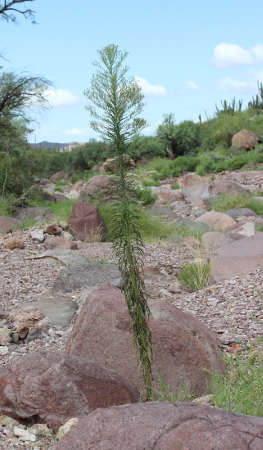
<box><xmin>52</xmin><ymin>261</ymin><xmax>121</xmax><ymax>293</ymax></box>
<box><xmin>225</xmin><ymin>208</ymin><xmax>258</xmax><ymax>219</ymax></box>
<box><xmin>33</xmin><ymin>248</ymin><xmax>90</xmax><ymax>267</ymax></box>
<box><xmin>14</xmin><ymin>207</ymin><xmax>52</xmax><ymax>221</ymax></box>
<box><xmin>30</xmin><ymin>229</ymin><xmax>45</xmax><ymax>243</ymax></box>
<box><xmin>33</xmin><ymin>292</ymin><xmax>78</xmax><ymax>328</ymax></box>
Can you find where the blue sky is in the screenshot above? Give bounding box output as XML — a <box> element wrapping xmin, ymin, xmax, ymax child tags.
<box><xmin>2</xmin><ymin>0</ymin><xmax>263</xmax><ymax>143</ymax></box>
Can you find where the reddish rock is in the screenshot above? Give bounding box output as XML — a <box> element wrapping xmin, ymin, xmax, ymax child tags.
<box><xmin>0</xmin><ymin>351</ymin><xmax>139</xmax><ymax>430</ymax></box>
<box><xmin>44</xmin><ymin>224</ymin><xmax>62</xmax><ymax>235</ymax></box>
<box><xmin>67</xmin><ymin>285</ymin><xmax>225</xmax><ymax>399</ymax></box>
<box><xmin>0</xmin><ymin>216</ymin><xmax>21</xmax><ymax>234</ymax></box>
<box><xmin>151</xmin><ymin>187</ymin><xmax>184</xmax><ymax>204</ymax></box>
<box><xmin>81</xmin><ymin>175</ymin><xmax>116</xmax><ymax>199</ymax></box>
<box><xmin>68</xmin><ymin>200</ymin><xmax>106</xmax><ymax>241</ymax></box>
<box><xmin>211</xmin><ymin>232</ymin><xmax>263</xmax><ymax>282</ymax></box>
<box><xmin>71</xmin><ymin>180</ymin><xmax>83</xmax><ymax>192</ymax></box>
<box><xmin>3</xmin><ymin>238</ymin><xmax>24</xmax><ymax>250</ymax></box>
<box><xmin>210</xmin><ymin>179</ymin><xmax>250</xmax><ymax>197</ymax></box>
<box><xmin>51</xmin><ymin>402</ymin><xmax>263</xmax><ymax>450</ymax></box>
<box><xmin>50</xmin><ymin>171</ymin><xmax>66</xmax><ymax>182</ymax></box>
<box><xmin>232</xmin><ymin>129</ymin><xmax>259</xmax><ymax>150</ymax></box>
<box><xmin>102</xmin><ymin>156</ymin><xmax>135</xmax><ymax>173</ymax></box>
<box><xmin>9</xmin><ymin>308</ymin><xmax>45</xmax><ymax>339</ymax></box>
<box><xmin>196</xmin><ymin>211</ymin><xmax>237</xmax><ymax>231</ymax></box>
<box><xmin>43</xmin><ymin>236</ymin><xmax>78</xmax><ymax>250</ymax></box>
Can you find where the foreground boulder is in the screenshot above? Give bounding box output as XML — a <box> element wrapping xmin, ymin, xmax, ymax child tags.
<box><xmin>196</xmin><ymin>211</ymin><xmax>237</xmax><ymax>231</ymax></box>
<box><xmin>0</xmin><ymin>351</ymin><xmax>138</xmax><ymax>430</ymax></box>
<box><xmin>0</xmin><ymin>216</ymin><xmax>21</xmax><ymax>234</ymax></box>
<box><xmin>51</xmin><ymin>401</ymin><xmax>263</xmax><ymax>450</ymax></box>
<box><xmin>232</xmin><ymin>129</ymin><xmax>259</xmax><ymax>150</ymax></box>
<box><xmin>68</xmin><ymin>200</ymin><xmax>106</xmax><ymax>240</ymax></box>
<box><xmin>67</xmin><ymin>285</ymin><xmax>225</xmax><ymax>398</ymax></box>
<box><xmin>211</xmin><ymin>232</ymin><xmax>263</xmax><ymax>282</ymax></box>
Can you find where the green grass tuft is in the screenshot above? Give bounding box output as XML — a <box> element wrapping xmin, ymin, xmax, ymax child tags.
<box><xmin>178</xmin><ymin>262</ymin><xmax>210</xmax><ymax>291</ymax></box>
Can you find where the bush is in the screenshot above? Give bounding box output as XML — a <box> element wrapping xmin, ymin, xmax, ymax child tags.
<box><xmin>135</xmin><ymin>187</ymin><xmax>157</xmax><ymax>206</ymax></box>
<box><xmin>98</xmin><ymin>202</ymin><xmax>180</xmax><ymax>242</ymax></box>
<box><xmin>128</xmin><ymin>136</ymin><xmax>166</xmax><ymax>161</ymax></box>
<box><xmin>178</xmin><ymin>262</ymin><xmax>210</xmax><ymax>291</ymax></box>
<box><xmin>213</xmin><ymin>194</ymin><xmax>263</xmax><ymax>216</ymax></box>
<box><xmin>171</xmin><ymin>155</ymin><xmax>199</xmax><ymax>176</ymax></box>
<box><xmin>210</xmin><ymin>347</ymin><xmax>263</xmax><ymax>416</ymax></box>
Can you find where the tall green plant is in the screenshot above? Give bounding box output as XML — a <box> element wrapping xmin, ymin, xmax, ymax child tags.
<box><xmin>84</xmin><ymin>44</ymin><xmax>153</xmax><ymax>399</ymax></box>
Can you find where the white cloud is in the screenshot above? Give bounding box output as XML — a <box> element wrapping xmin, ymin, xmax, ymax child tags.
<box><xmin>135</xmin><ymin>76</ymin><xmax>166</xmax><ymax>96</ymax></box>
<box><xmin>218</xmin><ymin>77</ymin><xmax>249</xmax><ymax>91</ymax></box>
<box><xmin>213</xmin><ymin>43</ymin><xmax>253</xmax><ymax>67</ymax></box>
<box><xmin>43</xmin><ymin>87</ymin><xmax>78</xmax><ymax>107</ymax></box>
<box><xmin>66</xmin><ymin>127</ymin><xmax>89</xmax><ymax>136</ymax></box>
<box><xmin>251</xmin><ymin>45</ymin><xmax>263</xmax><ymax>62</ymax></box>
<box><xmin>185</xmin><ymin>81</ymin><xmax>199</xmax><ymax>90</ymax></box>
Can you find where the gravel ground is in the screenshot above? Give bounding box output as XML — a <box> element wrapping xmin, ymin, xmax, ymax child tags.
<box><xmin>1</xmin><ymin>169</ymin><xmax>263</xmax><ymax>448</ymax></box>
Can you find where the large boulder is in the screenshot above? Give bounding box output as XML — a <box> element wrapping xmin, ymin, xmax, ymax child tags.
<box><xmin>0</xmin><ymin>216</ymin><xmax>21</xmax><ymax>234</ymax></box>
<box><xmin>51</xmin><ymin>402</ymin><xmax>263</xmax><ymax>450</ymax></box>
<box><xmin>101</xmin><ymin>156</ymin><xmax>135</xmax><ymax>173</ymax></box>
<box><xmin>196</xmin><ymin>211</ymin><xmax>237</xmax><ymax>232</ymax></box>
<box><xmin>232</xmin><ymin>129</ymin><xmax>259</xmax><ymax>150</ymax></box>
<box><xmin>14</xmin><ymin>207</ymin><xmax>52</xmax><ymax>222</ymax></box>
<box><xmin>151</xmin><ymin>186</ymin><xmax>184</xmax><ymax>204</ymax></box>
<box><xmin>50</xmin><ymin>171</ymin><xmax>66</xmax><ymax>182</ymax></box>
<box><xmin>0</xmin><ymin>351</ymin><xmax>139</xmax><ymax>430</ymax></box>
<box><xmin>209</xmin><ymin>179</ymin><xmax>250</xmax><ymax>197</ymax></box>
<box><xmin>52</xmin><ymin>261</ymin><xmax>121</xmax><ymax>293</ymax></box>
<box><xmin>211</xmin><ymin>232</ymin><xmax>263</xmax><ymax>282</ymax></box>
<box><xmin>68</xmin><ymin>200</ymin><xmax>106</xmax><ymax>241</ymax></box>
<box><xmin>81</xmin><ymin>175</ymin><xmax>116</xmax><ymax>199</ymax></box>
<box><xmin>180</xmin><ymin>173</ymin><xmax>210</xmax><ymax>206</ymax></box>
<box><xmin>66</xmin><ymin>285</ymin><xmax>225</xmax><ymax>399</ymax></box>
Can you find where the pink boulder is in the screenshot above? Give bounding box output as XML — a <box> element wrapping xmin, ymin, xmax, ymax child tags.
<box><xmin>211</xmin><ymin>232</ymin><xmax>263</xmax><ymax>282</ymax></box>
<box><xmin>0</xmin><ymin>351</ymin><xmax>138</xmax><ymax>430</ymax></box>
<box><xmin>68</xmin><ymin>200</ymin><xmax>106</xmax><ymax>241</ymax></box>
<box><xmin>67</xmin><ymin>285</ymin><xmax>225</xmax><ymax>399</ymax></box>
<box><xmin>0</xmin><ymin>216</ymin><xmax>21</xmax><ymax>234</ymax></box>
<box><xmin>232</xmin><ymin>129</ymin><xmax>259</xmax><ymax>150</ymax></box>
<box><xmin>196</xmin><ymin>211</ymin><xmax>237</xmax><ymax>231</ymax></box>
<box><xmin>51</xmin><ymin>401</ymin><xmax>263</xmax><ymax>450</ymax></box>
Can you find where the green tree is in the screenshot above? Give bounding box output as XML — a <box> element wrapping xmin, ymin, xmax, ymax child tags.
<box><xmin>84</xmin><ymin>44</ymin><xmax>153</xmax><ymax>399</ymax></box>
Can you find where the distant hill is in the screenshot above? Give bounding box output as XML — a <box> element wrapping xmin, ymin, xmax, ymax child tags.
<box><xmin>30</xmin><ymin>141</ymin><xmax>85</xmax><ymax>152</ymax></box>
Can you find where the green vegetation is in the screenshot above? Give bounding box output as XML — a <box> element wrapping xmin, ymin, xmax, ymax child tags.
<box><xmin>213</xmin><ymin>194</ymin><xmax>263</xmax><ymax>216</ymax></box>
<box><xmin>210</xmin><ymin>347</ymin><xmax>263</xmax><ymax>416</ymax></box>
<box><xmin>178</xmin><ymin>262</ymin><xmax>211</xmax><ymax>292</ymax></box>
<box><xmin>84</xmin><ymin>44</ymin><xmax>153</xmax><ymax>399</ymax></box>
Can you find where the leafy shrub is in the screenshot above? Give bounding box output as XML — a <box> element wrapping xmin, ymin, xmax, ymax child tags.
<box><xmin>178</xmin><ymin>262</ymin><xmax>210</xmax><ymax>291</ymax></box>
<box><xmin>128</xmin><ymin>136</ymin><xmax>166</xmax><ymax>161</ymax></box>
<box><xmin>98</xmin><ymin>202</ymin><xmax>179</xmax><ymax>242</ymax></box>
<box><xmin>213</xmin><ymin>194</ymin><xmax>263</xmax><ymax>216</ymax></box>
<box><xmin>210</xmin><ymin>347</ymin><xmax>263</xmax><ymax>416</ymax></box>
<box><xmin>171</xmin><ymin>155</ymin><xmax>199</xmax><ymax>176</ymax></box>
<box><xmin>135</xmin><ymin>187</ymin><xmax>157</xmax><ymax>206</ymax></box>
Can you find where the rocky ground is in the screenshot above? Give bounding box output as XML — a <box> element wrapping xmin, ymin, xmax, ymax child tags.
<box><xmin>1</xmin><ymin>169</ymin><xmax>263</xmax><ymax>448</ymax></box>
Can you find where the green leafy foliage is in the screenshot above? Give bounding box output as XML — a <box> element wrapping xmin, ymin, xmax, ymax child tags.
<box><xmin>210</xmin><ymin>348</ymin><xmax>263</xmax><ymax>416</ymax></box>
<box><xmin>85</xmin><ymin>43</ymin><xmax>153</xmax><ymax>399</ymax></box>
<box><xmin>212</xmin><ymin>194</ymin><xmax>263</xmax><ymax>215</ymax></box>
<box><xmin>178</xmin><ymin>262</ymin><xmax>210</xmax><ymax>292</ymax></box>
